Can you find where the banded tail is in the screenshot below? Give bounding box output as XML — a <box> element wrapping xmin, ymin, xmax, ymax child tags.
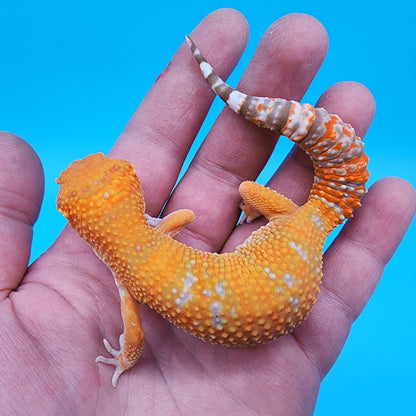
<box><xmin>186</xmin><ymin>35</ymin><xmax>369</xmax><ymax>224</ymax></box>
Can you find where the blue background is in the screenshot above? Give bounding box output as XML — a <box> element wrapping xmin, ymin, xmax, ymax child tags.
<box><xmin>1</xmin><ymin>1</ymin><xmax>415</xmax><ymax>414</ymax></box>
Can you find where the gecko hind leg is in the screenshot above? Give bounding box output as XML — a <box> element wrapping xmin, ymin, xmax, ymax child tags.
<box><xmin>146</xmin><ymin>209</ymin><xmax>195</xmax><ymax>237</ymax></box>
<box><xmin>96</xmin><ymin>278</ymin><xmax>144</xmax><ymax>387</ymax></box>
<box><xmin>239</xmin><ymin>181</ymin><xmax>299</xmax><ymax>223</ymax></box>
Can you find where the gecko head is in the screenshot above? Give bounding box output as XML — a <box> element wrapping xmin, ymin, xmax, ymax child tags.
<box><xmin>56</xmin><ymin>153</ymin><xmax>145</xmax><ymax>223</ymax></box>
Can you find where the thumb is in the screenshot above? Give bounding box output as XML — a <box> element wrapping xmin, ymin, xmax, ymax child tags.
<box><xmin>0</xmin><ymin>132</ymin><xmax>44</xmax><ymax>297</ymax></box>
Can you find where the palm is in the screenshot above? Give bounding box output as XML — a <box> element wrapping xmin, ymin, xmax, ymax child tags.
<box><xmin>1</xmin><ymin>10</ymin><xmax>415</xmax><ymax>415</ymax></box>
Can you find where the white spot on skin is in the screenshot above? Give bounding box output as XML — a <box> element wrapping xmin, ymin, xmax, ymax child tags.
<box><xmin>185</xmin><ymin>36</ymin><xmax>193</xmax><ymax>48</ymax></box>
<box><xmin>284</xmin><ymin>103</ymin><xmax>314</xmax><ymax>142</ymax></box>
<box><xmin>289</xmin><ymin>242</ymin><xmax>309</xmax><ymax>262</ymax></box>
<box><xmin>135</xmin><ymin>245</ymin><xmax>141</xmax><ymax>251</ymax></box>
<box><xmin>145</xmin><ymin>214</ymin><xmax>163</xmax><ymax>227</ymax></box>
<box><xmin>175</xmin><ymin>273</ymin><xmax>198</xmax><ymax>308</ymax></box>
<box><xmin>210</xmin><ymin>301</ymin><xmax>223</xmax><ymax>329</ymax></box>
<box><xmin>202</xmin><ymin>289</ymin><xmax>212</xmax><ymax>297</ymax></box>
<box><xmin>291</xmin><ymin>297</ymin><xmax>300</xmax><ymax>306</ymax></box>
<box><xmin>215</xmin><ymin>282</ymin><xmax>226</xmax><ymax>297</ymax></box>
<box><xmin>313</xmin><ymin>195</ymin><xmax>344</xmax><ymax>218</ymax></box>
<box><xmin>184</xmin><ymin>273</ymin><xmax>197</xmax><ymax>291</ymax></box>
<box><xmin>227</xmin><ymin>90</ymin><xmax>247</xmax><ymax>112</ymax></box>
<box><xmin>175</xmin><ymin>292</ymin><xmax>192</xmax><ymax>307</ymax></box>
<box><xmin>264</xmin><ymin>267</ymin><xmax>276</xmax><ymax>280</ymax></box>
<box><xmin>211</xmin><ymin>78</ymin><xmax>223</xmax><ymax>89</ymax></box>
<box><xmin>103</xmin><ymin>192</ymin><xmax>110</xmax><ymax>198</ymax></box>
<box><xmin>283</xmin><ymin>273</ymin><xmax>294</xmax><ymax>288</ymax></box>
<box><xmin>311</xmin><ymin>215</ymin><xmax>323</xmax><ymax>227</ymax></box>
<box><xmin>199</xmin><ymin>61</ymin><xmax>213</xmax><ymax>78</ymax></box>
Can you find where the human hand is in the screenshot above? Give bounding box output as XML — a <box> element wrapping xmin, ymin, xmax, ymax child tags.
<box><xmin>1</xmin><ymin>9</ymin><xmax>415</xmax><ymax>415</ymax></box>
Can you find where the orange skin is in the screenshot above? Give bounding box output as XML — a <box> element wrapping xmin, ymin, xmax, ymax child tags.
<box><xmin>56</xmin><ymin>38</ymin><xmax>369</xmax><ymax>387</ymax></box>
<box><xmin>56</xmin><ymin>153</ymin><xmax>336</xmax><ymax>386</ymax></box>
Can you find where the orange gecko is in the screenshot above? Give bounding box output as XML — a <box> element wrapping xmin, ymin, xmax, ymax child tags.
<box><xmin>56</xmin><ymin>36</ymin><xmax>369</xmax><ymax>387</ymax></box>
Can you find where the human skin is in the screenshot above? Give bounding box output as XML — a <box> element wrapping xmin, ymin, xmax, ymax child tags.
<box><xmin>0</xmin><ymin>9</ymin><xmax>415</xmax><ymax>416</ymax></box>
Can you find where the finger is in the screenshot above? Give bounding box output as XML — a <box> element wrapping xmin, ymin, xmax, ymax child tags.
<box><xmin>223</xmin><ymin>81</ymin><xmax>376</xmax><ymax>252</ymax></box>
<box><xmin>294</xmin><ymin>177</ymin><xmax>416</xmax><ymax>377</ymax></box>
<box><xmin>110</xmin><ymin>8</ymin><xmax>249</xmax><ymax>215</ymax></box>
<box><xmin>165</xmin><ymin>13</ymin><xmax>329</xmax><ymax>252</ymax></box>
<box><xmin>0</xmin><ymin>132</ymin><xmax>44</xmax><ymax>297</ymax></box>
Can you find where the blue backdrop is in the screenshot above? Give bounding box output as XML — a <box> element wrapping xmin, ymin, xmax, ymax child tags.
<box><xmin>1</xmin><ymin>1</ymin><xmax>414</xmax><ymax>414</ymax></box>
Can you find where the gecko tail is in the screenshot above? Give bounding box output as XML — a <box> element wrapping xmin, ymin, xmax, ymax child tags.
<box><xmin>186</xmin><ymin>35</ymin><xmax>369</xmax><ymax>225</ymax></box>
<box><xmin>185</xmin><ymin>35</ymin><xmax>247</xmax><ymax>113</ymax></box>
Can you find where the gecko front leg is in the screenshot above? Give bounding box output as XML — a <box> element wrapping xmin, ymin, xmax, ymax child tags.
<box><xmin>148</xmin><ymin>209</ymin><xmax>195</xmax><ymax>237</ymax></box>
<box><xmin>96</xmin><ymin>278</ymin><xmax>144</xmax><ymax>387</ymax></box>
<box><xmin>96</xmin><ymin>209</ymin><xmax>195</xmax><ymax>386</ymax></box>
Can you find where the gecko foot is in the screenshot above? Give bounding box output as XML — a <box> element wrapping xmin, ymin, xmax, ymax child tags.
<box><xmin>239</xmin><ymin>200</ymin><xmax>262</xmax><ymax>224</ymax></box>
<box><xmin>95</xmin><ymin>334</ymin><xmax>132</xmax><ymax>387</ymax></box>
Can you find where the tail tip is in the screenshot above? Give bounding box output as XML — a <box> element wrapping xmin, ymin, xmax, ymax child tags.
<box><xmin>185</xmin><ymin>35</ymin><xmax>193</xmax><ymax>48</ymax></box>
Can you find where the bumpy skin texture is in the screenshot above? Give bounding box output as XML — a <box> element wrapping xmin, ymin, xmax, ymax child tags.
<box><xmin>56</xmin><ymin>37</ymin><xmax>369</xmax><ymax>386</ymax></box>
